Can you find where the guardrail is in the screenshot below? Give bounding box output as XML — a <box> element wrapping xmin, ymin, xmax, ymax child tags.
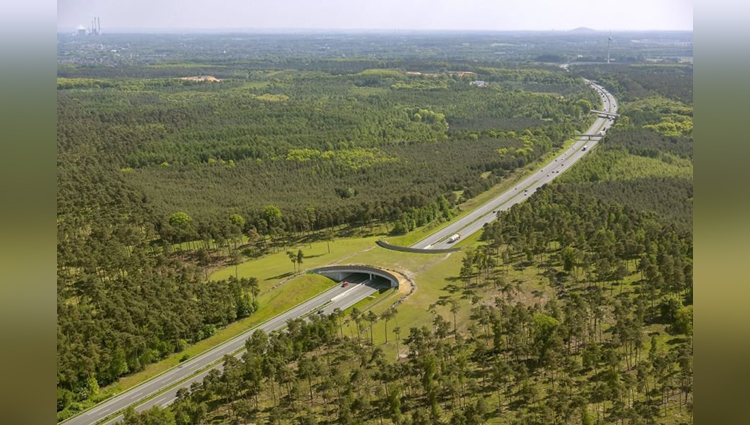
<box><xmin>376</xmin><ymin>239</ymin><xmax>461</xmax><ymax>254</ymax></box>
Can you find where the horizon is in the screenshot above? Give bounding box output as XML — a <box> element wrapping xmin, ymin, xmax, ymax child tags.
<box><xmin>57</xmin><ymin>27</ymin><xmax>694</xmax><ymax>34</ymax></box>
<box><xmin>58</xmin><ymin>0</ymin><xmax>693</xmax><ymax>33</ymax></box>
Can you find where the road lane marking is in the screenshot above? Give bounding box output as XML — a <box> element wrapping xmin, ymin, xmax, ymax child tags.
<box><xmin>161</xmin><ymin>398</ymin><xmax>176</xmax><ymax>408</ymax></box>
<box><xmin>330</xmin><ymin>283</ymin><xmax>367</xmax><ymax>303</ymax></box>
<box><xmin>421</xmin><ymin>99</ymin><xmax>613</xmax><ymax>249</ymax></box>
<box><xmin>85</xmin><ymin>404</ymin><xmax>110</xmax><ymax>416</ymax></box>
<box><xmin>153</xmin><ymin>375</ymin><xmax>170</xmax><ymax>384</ymax></box>
<box><xmin>128</xmin><ymin>388</ymin><xmax>146</xmax><ymax>399</ymax></box>
<box><xmin>101</xmin><ymin>414</ymin><xmax>124</xmax><ymax>425</ymax></box>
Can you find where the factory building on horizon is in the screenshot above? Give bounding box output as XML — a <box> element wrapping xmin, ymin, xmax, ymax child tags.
<box><xmin>77</xmin><ymin>17</ymin><xmax>102</xmax><ymax>36</ymax></box>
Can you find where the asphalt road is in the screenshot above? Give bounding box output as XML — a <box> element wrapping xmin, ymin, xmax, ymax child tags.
<box><xmin>67</xmin><ymin>274</ymin><xmax>385</xmax><ymax>425</ymax></box>
<box><xmin>411</xmin><ymin>80</ymin><xmax>617</xmax><ymax>250</ymax></box>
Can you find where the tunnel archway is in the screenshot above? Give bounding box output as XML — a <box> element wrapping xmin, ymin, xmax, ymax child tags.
<box><xmin>311</xmin><ymin>265</ymin><xmax>399</xmax><ymax>288</ymax></box>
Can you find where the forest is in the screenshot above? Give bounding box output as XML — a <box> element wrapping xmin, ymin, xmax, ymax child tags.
<box><xmin>121</xmin><ymin>180</ymin><xmax>694</xmax><ymax>423</ymax></box>
<box><xmin>111</xmin><ymin>58</ymin><xmax>691</xmax><ymax>425</ymax></box>
<box><xmin>57</xmin><ymin>32</ymin><xmax>692</xmax><ymax>424</ymax></box>
<box><xmin>57</xmin><ymin>50</ymin><xmax>597</xmax><ymax>418</ymax></box>
<box><xmin>58</xmin><ymin>66</ymin><xmax>596</xmax><ymax>222</ymax></box>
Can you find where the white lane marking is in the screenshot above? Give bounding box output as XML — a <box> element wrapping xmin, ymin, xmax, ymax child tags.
<box><xmin>161</xmin><ymin>398</ymin><xmax>176</xmax><ymax>408</ymax></box>
<box><xmin>85</xmin><ymin>404</ymin><xmax>110</xmax><ymax>416</ymax></box>
<box><xmin>330</xmin><ymin>284</ymin><xmax>363</xmax><ymax>302</ymax></box>
<box><xmin>337</xmin><ymin>283</ymin><xmax>371</xmax><ymax>302</ymax></box>
<box><xmin>128</xmin><ymin>388</ymin><xmax>146</xmax><ymax>398</ymax></box>
<box><xmin>101</xmin><ymin>414</ymin><xmax>124</xmax><ymax>425</ymax></box>
<box><xmin>431</xmin><ymin>115</ymin><xmax>611</xmax><ymax>249</ymax></box>
<box><xmin>153</xmin><ymin>375</ymin><xmax>170</xmax><ymax>384</ymax></box>
<box><xmin>332</xmin><ymin>287</ymin><xmax>378</xmax><ymax>311</ymax></box>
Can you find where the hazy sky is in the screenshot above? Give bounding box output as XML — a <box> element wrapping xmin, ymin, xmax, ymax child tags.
<box><xmin>58</xmin><ymin>0</ymin><xmax>693</xmax><ymax>32</ymax></box>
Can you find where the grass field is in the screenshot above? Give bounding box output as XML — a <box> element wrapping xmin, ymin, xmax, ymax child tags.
<box><xmin>210</xmin><ymin>236</ymin><xmax>380</xmax><ymax>283</ymax></box>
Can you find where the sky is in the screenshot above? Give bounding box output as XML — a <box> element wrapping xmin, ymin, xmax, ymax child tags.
<box><xmin>57</xmin><ymin>0</ymin><xmax>693</xmax><ymax>32</ymax></box>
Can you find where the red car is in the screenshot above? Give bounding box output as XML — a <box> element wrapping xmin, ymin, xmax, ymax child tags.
<box><xmin>341</xmin><ymin>281</ymin><xmax>349</xmax><ymax>287</ymax></box>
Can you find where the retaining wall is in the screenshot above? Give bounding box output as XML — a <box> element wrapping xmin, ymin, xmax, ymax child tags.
<box><xmin>376</xmin><ymin>239</ymin><xmax>460</xmax><ymax>254</ymax></box>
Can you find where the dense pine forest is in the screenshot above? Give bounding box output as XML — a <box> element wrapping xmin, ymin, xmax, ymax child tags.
<box><xmin>57</xmin><ymin>32</ymin><xmax>692</xmax><ymax>424</ymax></box>
<box><xmin>58</xmin><ymin>66</ymin><xmax>597</xmax><ymax>225</ymax></box>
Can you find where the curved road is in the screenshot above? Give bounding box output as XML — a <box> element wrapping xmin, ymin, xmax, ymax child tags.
<box><xmin>66</xmin><ymin>79</ymin><xmax>616</xmax><ymax>425</ymax></box>
<box><xmin>411</xmin><ymin>79</ymin><xmax>617</xmax><ymax>250</ymax></box>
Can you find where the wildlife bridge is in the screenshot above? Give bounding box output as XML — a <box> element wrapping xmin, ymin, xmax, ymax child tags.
<box><xmin>312</xmin><ymin>265</ymin><xmax>400</xmax><ymax>288</ymax></box>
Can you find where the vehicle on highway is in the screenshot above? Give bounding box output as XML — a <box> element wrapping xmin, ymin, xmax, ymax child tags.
<box><xmin>341</xmin><ymin>281</ymin><xmax>349</xmax><ymax>287</ymax></box>
<box><xmin>598</xmin><ymin>130</ymin><xmax>605</xmax><ymax>136</ymax></box>
<box><xmin>582</xmin><ymin>146</ymin><xmax>587</xmax><ymax>151</ymax></box>
<box><xmin>447</xmin><ymin>233</ymin><xmax>462</xmax><ymax>243</ymax></box>
<box><xmin>317</xmin><ymin>310</ymin><xmax>324</xmax><ymax>315</ymax></box>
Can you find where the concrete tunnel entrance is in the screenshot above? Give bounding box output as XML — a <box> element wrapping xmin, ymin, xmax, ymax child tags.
<box><xmin>311</xmin><ymin>265</ymin><xmax>399</xmax><ymax>288</ymax></box>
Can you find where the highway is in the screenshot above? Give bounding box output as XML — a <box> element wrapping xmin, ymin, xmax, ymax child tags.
<box><xmin>68</xmin><ymin>79</ymin><xmax>616</xmax><ymax>425</ymax></box>
<box><xmin>66</xmin><ymin>274</ymin><xmax>386</xmax><ymax>425</ymax></box>
<box><xmin>411</xmin><ymin>80</ymin><xmax>617</xmax><ymax>250</ymax></box>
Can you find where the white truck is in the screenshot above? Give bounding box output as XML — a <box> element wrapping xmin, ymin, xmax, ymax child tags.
<box><xmin>447</xmin><ymin>233</ymin><xmax>462</xmax><ymax>243</ymax></box>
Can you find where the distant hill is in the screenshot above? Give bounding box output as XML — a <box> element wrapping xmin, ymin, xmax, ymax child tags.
<box><xmin>569</xmin><ymin>27</ymin><xmax>598</xmax><ymax>33</ymax></box>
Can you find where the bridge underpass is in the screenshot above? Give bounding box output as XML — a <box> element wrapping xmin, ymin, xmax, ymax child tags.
<box><xmin>312</xmin><ymin>265</ymin><xmax>400</xmax><ymax>288</ymax></box>
<box><xmin>590</xmin><ymin>109</ymin><xmax>619</xmax><ymax>118</ymax></box>
<box><xmin>309</xmin><ymin>266</ymin><xmax>399</xmax><ymax>316</ymax></box>
<box><xmin>577</xmin><ymin>134</ymin><xmax>604</xmax><ymax>140</ymax></box>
